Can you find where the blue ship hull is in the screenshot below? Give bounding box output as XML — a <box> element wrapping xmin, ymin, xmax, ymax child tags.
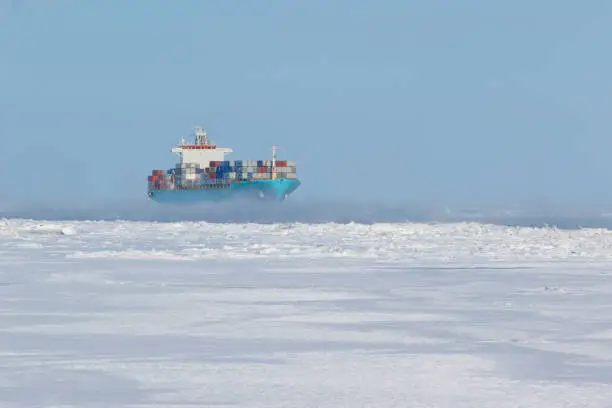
<box><xmin>148</xmin><ymin>179</ymin><xmax>301</xmax><ymax>204</ymax></box>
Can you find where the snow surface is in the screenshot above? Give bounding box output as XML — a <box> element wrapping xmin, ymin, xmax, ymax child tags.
<box><xmin>1</xmin><ymin>218</ymin><xmax>612</xmax><ymax>407</ymax></box>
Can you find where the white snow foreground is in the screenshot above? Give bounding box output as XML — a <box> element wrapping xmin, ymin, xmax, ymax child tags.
<box><xmin>0</xmin><ymin>219</ymin><xmax>612</xmax><ymax>407</ymax></box>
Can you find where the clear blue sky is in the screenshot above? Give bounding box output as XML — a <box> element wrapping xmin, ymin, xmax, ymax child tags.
<box><xmin>1</xmin><ymin>0</ymin><xmax>611</xmax><ymax>209</ymax></box>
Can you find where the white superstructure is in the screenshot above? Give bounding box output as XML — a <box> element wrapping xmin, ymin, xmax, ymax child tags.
<box><xmin>171</xmin><ymin>126</ymin><xmax>232</xmax><ymax>168</ymax></box>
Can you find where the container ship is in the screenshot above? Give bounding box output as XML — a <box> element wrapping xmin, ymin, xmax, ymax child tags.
<box><xmin>147</xmin><ymin>127</ymin><xmax>300</xmax><ymax>203</ymax></box>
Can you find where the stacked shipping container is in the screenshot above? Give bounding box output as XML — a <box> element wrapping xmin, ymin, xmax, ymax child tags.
<box><xmin>147</xmin><ymin>169</ymin><xmax>167</xmax><ymax>191</ymax></box>
<box><xmin>207</xmin><ymin>160</ymin><xmax>297</xmax><ymax>181</ymax></box>
<box><xmin>148</xmin><ymin>160</ymin><xmax>297</xmax><ymax>191</ymax></box>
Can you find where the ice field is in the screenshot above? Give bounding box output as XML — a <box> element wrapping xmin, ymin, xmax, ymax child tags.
<box><xmin>1</xmin><ymin>218</ymin><xmax>612</xmax><ymax>407</ymax></box>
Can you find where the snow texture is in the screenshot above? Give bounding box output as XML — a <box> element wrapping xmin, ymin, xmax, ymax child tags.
<box><xmin>1</xmin><ymin>218</ymin><xmax>612</xmax><ymax>407</ymax></box>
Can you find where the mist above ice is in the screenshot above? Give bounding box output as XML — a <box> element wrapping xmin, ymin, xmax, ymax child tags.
<box><xmin>1</xmin><ymin>197</ymin><xmax>612</xmax><ymax>230</ymax></box>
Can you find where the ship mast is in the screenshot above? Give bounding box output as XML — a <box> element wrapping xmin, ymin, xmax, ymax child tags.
<box><xmin>272</xmin><ymin>145</ymin><xmax>278</xmax><ymax>180</ymax></box>
<box><xmin>194</xmin><ymin>126</ymin><xmax>208</xmax><ymax>145</ymax></box>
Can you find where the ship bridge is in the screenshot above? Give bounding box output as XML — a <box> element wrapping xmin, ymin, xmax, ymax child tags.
<box><xmin>172</xmin><ymin>126</ymin><xmax>232</xmax><ymax>168</ymax></box>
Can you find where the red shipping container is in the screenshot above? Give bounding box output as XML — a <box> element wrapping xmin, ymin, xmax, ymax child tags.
<box><xmin>147</xmin><ymin>176</ymin><xmax>153</xmax><ymax>181</ymax></box>
<box><xmin>209</xmin><ymin>173</ymin><xmax>216</xmax><ymax>179</ymax></box>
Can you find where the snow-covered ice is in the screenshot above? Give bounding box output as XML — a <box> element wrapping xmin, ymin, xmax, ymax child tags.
<box><xmin>1</xmin><ymin>219</ymin><xmax>612</xmax><ymax>407</ymax></box>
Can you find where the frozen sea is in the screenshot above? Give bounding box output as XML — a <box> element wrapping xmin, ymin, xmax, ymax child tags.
<box><xmin>1</xmin><ymin>217</ymin><xmax>612</xmax><ymax>407</ymax></box>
